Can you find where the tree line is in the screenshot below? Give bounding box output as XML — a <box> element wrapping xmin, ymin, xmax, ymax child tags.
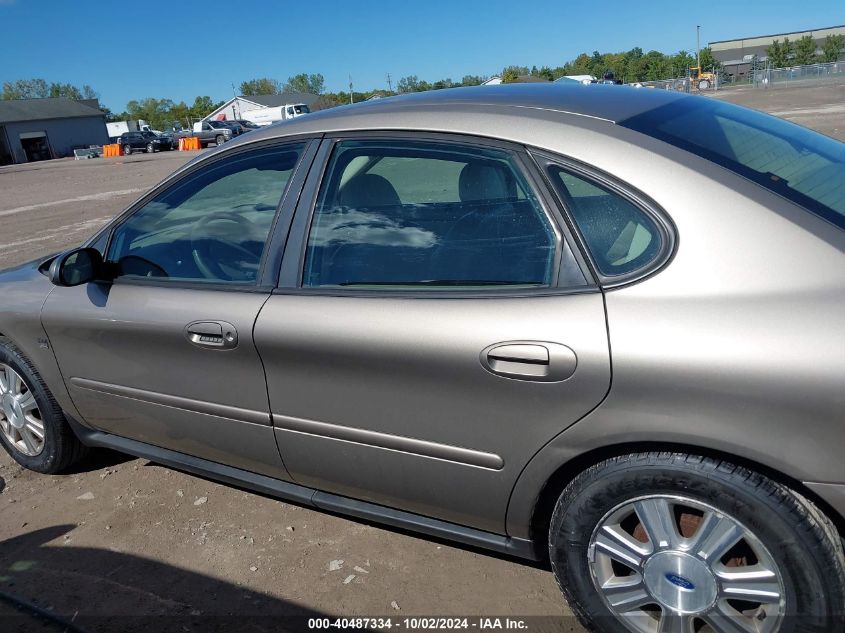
<box><xmin>240</xmin><ymin>47</ymin><xmax>725</xmax><ymax>106</ymax></box>
<box><xmin>3</xmin><ymin>35</ymin><xmax>842</xmax><ymax>128</ymax></box>
<box><xmin>766</xmin><ymin>34</ymin><xmax>844</xmax><ymax>68</ymax></box>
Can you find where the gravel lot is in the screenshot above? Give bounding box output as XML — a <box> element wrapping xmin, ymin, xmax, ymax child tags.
<box><xmin>1</xmin><ymin>83</ymin><xmax>843</xmax><ymax>632</ymax></box>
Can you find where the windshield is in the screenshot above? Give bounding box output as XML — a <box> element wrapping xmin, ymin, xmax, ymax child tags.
<box><xmin>620</xmin><ymin>98</ymin><xmax>845</xmax><ymax>230</ymax></box>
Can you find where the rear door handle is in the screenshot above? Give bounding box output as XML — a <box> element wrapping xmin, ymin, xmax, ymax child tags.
<box><xmin>481</xmin><ymin>341</ymin><xmax>577</xmax><ymax>382</ymax></box>
<box><xmin>185</xmin><ymin>321</ymin><xmax>238</xmax><ymax>350</ymax></box>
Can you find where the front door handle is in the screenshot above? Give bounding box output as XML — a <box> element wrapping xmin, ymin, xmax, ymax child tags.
<box><xmin>185</xmin><ymin>321</ymin><xmax>238</xmax><ymax>350</ymax></box>
<box><xmin>480</xmin><ymin>341</ymin><xmax>577</xmax><ymax>382</ymax></box>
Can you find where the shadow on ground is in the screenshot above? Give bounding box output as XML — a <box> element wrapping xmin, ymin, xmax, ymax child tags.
<box><xmin>0</xmin><ymin>525</ymin><xmax>333</xmax><ymax>633</ymax></box>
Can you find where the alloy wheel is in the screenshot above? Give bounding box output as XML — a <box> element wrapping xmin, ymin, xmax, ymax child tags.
<box><xmin>0</xmin><ymin>363</ymin><xmax>45</xmax><ymax>456</ymax></box>
<box><xmin>589</xmin><ymin>494</ymin><xmax>785</xmax><ymax>633</ymax></box>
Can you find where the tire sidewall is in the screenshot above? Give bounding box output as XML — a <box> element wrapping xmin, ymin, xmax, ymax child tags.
<box><xmin>0</xmin><ymin>342</ymin><xmax>63</xmax><ymax>472</ymax></box>
<box><xmin>549</xmin><ymin>456</ymin><xmax>842</xmax><ymax>633</ymax></box>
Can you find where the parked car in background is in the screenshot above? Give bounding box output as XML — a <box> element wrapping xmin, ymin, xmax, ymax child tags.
<box><xmin>235</xmin><ymin>119</ymin><xmax>261</xmax><ymax>132</ymax></box>
<box><xmin>218</xmin><ymin>120</ymin><xmax>245</xmax><ymax>136</ymax></box>
<box><xmin>154</xmin><ymin>131</ymin><xmax>179</xmax><ymax>150</ymax></box>
<box><xmin>2</xmin><ymin>84</ymin><xmax>844</xmax><ymax>633</ymax></box>
<box><xmin>190</xmin><ymin>121</ymin><xmax>232</xmax><ymax>147</ymax></box>
<box><xmin>118</xmin><ymin>130</ymin><xmax>168</xmax><ymax>155</ymax></box>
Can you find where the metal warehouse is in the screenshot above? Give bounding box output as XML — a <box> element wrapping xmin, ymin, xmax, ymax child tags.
<box><xmin>710</xmin><ymin>24</ymin><xmax>845</xmax><ymax>80</ymax></box>
<box><xmin>0</xmin><ymin>98</ymin><xmax>109</xmax><ymax>165</ymax></box>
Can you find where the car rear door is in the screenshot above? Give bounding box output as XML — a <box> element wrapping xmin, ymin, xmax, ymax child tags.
<box><xmin>42</xmin><ymin>140</ymin><xmax>317</xmax><ymax>479</ymax></box>
<box><xmin>254</xmin><ymin>135</ymin><xmax>611</xmax><ymax>534</ymax></box>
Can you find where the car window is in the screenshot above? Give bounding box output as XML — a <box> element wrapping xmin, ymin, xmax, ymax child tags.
<box><xmin>620</xmin><ymin>98</ymin><xmax>845</xmax><ymax>230</ymax></box>
<box><xmin>108</xmin><ymin>144</ymin><xmax>304</xmax><ymax>284</ymax></box>
<box><xmin>303</xmin><ymin>140</ymin><xmax>557</xmax><ymax>289</ymax></box>
<box><xmin>550</xmin><ymin>168</ymin><xmax>662</xmax><ymax>277</ymax></box>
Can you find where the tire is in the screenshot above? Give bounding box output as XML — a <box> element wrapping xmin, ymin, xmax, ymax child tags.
<box><xmin>549</xmin><ymin>452</ymin><xmax>845</xmax><ymax>633</ymax></box>
<box><xmin>123</xmin><ymin>144</ymin><xmax>132</xmax><ymax>156</ymax></box>
<box><xmin>146</xmin><ymin>142</ymin><xmax>155</xmax><ymax>154</ymax></box>
<box><xmin>698</xmin><ymin>79</ymin><xmax>711</xmax><ymax>90</ymax></box>
<box><xmin>0</xmin><ymin>337</ymin><xmax>87</xmax><ymax>474</ymax></box>
<box><xmin>215</xmin><ymin>134</ymin><xmax>225</xmax><ymax>146</ymax></box>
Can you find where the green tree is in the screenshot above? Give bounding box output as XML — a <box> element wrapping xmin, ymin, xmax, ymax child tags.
<box><xmin>793</xmin><ymin>35</ymin><xmax>819</xmax><ymax>65</ymax></box>
<box><xmin>397</xmin><ymin>75</ymin><xmax>431</xmax><ymax>93</ymax></box>
<box><xmin>698</xmin><ymin>47</ymin><xmax>722</xmax><ymax>72</ymax></box>
<box><xmin>766</xmin><ymin>38</ymin><xmax>793</xmax><ymax>68</ymax></box>
<box><xmin>460</xmin><ymin>75</ymin><xmax>484</xmax><ymax>86</ymax></box>
<box><xmin>501</xmin><ymin>67</ymin><xmax>520</xmax><ymax>83</ymax></box>
<box><xmin>125</xmin><ymin>98</ymin><xmax>175</xmax><ymax>129</ymax></box>
<box><xmin>2</xmin><ymin>78</ymin><xmax>50</xmax><ymax>99</ymax></box>
<box><xmin>2</xmin><ymin>79</ymin><xmax>100</xmax><ymax>101</ymax></box>
<box><xmin>49</xmin><ymin>83</ymin><xmax>83</xmax><ymax>100</ymax></box>
<box><xmin>821</xmin><ymin>34</ymin><xmax>844</xmax><ymax>62</ymax></box>
<box><xmin>239</xmin><ymin>78</ymin><xmax>283</xmax><ymax>96</ymax></box>
<box><xmin>189</xmin><ymin>96</ymin><xmax>223</xmax><ymax>119</ymax></box>
<box><xmin>285</xmin><ymin>73</ymin><xmax>325</xmax><ymax>95</ymax></box>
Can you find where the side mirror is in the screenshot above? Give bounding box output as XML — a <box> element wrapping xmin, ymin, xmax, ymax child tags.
<box><xmin>48</xmin><ymin>248</ymin><xmax>105</xmax><ymax>287</ymax></box>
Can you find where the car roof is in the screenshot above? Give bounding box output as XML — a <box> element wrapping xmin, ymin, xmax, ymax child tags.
<box><xmin>241</xmin><ymin>83</ymin><xmax>692</xmax><ymax>144</ymax></box>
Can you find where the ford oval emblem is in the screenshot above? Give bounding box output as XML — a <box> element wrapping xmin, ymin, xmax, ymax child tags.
<box><xmin>665</xmin><ymin>573</ymin><xmax>696</xmax><ymax>590</ymax></box>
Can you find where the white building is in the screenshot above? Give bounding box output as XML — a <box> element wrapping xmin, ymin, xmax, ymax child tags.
<box><xmin>203</xmin><ymin>93</ymin><xmax>321</xmax><ymax>122</ymax></box>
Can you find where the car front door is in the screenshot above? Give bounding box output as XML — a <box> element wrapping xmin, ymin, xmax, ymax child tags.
<box><xmin>254</xmin><ymin>136</ymin><xmax>612</xmax><ymax>533</ymax></box>
<box><xmin>42</xmin><ymin>140</ymin><xmax>315</xmax><ymax>479</ymax></box>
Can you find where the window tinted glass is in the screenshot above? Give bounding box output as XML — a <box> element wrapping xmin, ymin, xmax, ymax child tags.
<box><xmin>109</xmin><ymin>145</ymin><xmax>303</xmax><ymax>284</ymax></box>
<box><xmin>304</xmin><ymin>140</ymin><xmax>557</xmax><ymax>289</ymax></box>
<box><xmin>620</xmin><ymin>99</ymin><xmax>845</xmax><ymax>230</ymax></box>
<box><xmin>551</xmin><ymin>168</ymin><xmax>661</xmax><ymax>277</ymax></box>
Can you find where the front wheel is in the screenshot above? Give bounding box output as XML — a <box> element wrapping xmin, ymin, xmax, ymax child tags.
<box><xmin>146</xmin><ymin>142</ymin><xmax>155</xmax><ymax>153</ymax></box>
<box><xmin>123</xmin><ymin>144</ymin><xmax>132</xmax><ymax>156</ymax></box>
<box><xmin>549</xmin><ymin>453</ymin><xmax>845</xmax><ymax>633</ymax></box>
<box><xmin>698</xmin><ymin>79</ymin><xmax>711</xmax><ymax>90</ymax></box>
<box><xmin>215</xmin><ymin>134</ymin><xmax>225</xmax><ymax>146</ymax></box>
<box><xmin>0</xmin><ymin>338</ymin><xmax>87</xmax><ymax>473</ymax></box>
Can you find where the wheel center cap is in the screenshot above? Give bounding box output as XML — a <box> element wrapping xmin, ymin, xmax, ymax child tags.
<box><xmin>643</xmin><ymin>551</ymin><xmax>717</xmax><ymax>614</ymax></box>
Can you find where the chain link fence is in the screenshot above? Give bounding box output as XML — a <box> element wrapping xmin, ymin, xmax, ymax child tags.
<box><xmin>755</xmin><ymin>60</ymin><xmax>845</xmax><ymax>88</ymax></box>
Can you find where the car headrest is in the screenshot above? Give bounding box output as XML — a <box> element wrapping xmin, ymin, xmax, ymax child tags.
<box><xmin>338</xmin><ymin>174</ymin><xmax>402</xmax><ymax>209</ymax></box>
<box><xmin>459</xmin><ymin>163</ymin><xmax>517</xmax><ymax>202</ymax></box>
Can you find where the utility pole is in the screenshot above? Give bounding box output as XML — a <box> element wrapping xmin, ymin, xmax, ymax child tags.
<box><xmin>696</xmin><ymin>25</ymin><xmax>701</xmax><ymax>69</ymax></box>
<box><xmin>349</xmin><ymin>75</ymin><xmax>354</xmax><ymax>104</ymax></box>
<box><xmin>387</xmin><ymin>73</ymin><xmax>393</xmax><ymax>93</ymax></box>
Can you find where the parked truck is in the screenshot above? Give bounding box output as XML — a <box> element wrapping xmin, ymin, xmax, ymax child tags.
<box><xmin>240</xmin><ymin>103</ymin><xmax>310</xmax><ymax>126</ymax></box>
<box><xmin>191</xmin><ymin>120</ymin><xmax>233</xmax><ymax>147</ymax></box>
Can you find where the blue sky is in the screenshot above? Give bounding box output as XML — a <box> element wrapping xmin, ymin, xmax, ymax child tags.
<box><xmin>0</xmin><ymin>0</ymin><xmax>841</xmax><ymax>111</ymax></box>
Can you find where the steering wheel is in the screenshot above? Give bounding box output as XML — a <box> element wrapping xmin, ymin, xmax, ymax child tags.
<box><xmin>190</xmin><ymin>211</ymin><xmax>261</xmax><ymax>281</ymax></box>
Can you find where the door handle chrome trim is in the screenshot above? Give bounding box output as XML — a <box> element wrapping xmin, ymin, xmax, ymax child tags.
<box><xmin>185</xmin><ymin>320</ymin><xmax>238</xmax><ymax>350</ymax></box>
<box><xmin>480</xmin><ymin>341</ymin><xmax>577</xmax><ymax>382</ymax></box>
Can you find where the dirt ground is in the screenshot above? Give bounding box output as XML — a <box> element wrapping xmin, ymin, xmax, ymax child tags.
<box><xmin>1</xmin><ymin>84</ymin><xmax>843</xmax><ymax>632</ymax></box>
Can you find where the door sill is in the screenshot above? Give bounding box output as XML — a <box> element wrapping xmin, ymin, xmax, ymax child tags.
<box><xmin>69</xmin><ymin>420</ymin><xmax>540</xmax><ymax>561</ymax></box>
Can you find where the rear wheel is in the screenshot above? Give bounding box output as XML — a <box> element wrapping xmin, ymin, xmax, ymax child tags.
<box><xmin>0</xmin><ymin>338</ymin><xmax>86</xmax><ymax>473</ymax></box>
<box><xmin>698</xmin><ymin>79</ymin><xmax>711</xmax><ymax>90</ymax></box>
<box><xmin>549</xmin><ymin>452</ymin><xmax>845</xmax><ymax>633</ymax></box>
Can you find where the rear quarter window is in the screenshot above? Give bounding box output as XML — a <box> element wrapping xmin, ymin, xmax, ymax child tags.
<box><xmin>620</xmin><ymin>98</ymin><xmax>845</xmax><ymax>230</ymax></box>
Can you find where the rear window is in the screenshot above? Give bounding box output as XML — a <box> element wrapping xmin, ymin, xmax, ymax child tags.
<box><xmin>620</xmin><ymin>99</ymin><xmax>845</xmax><ymax>230</ymax></box>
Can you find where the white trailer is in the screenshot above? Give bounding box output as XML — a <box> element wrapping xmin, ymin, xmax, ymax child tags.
<box><xmin>240</xmin><ymin>104</ymin><xmax>310</xmax><ymax>126</ymax></box>
<box><xmin>106</xmin><ymin>120</ymin><xmax>149</xmax><ymax>139</ymax></box>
